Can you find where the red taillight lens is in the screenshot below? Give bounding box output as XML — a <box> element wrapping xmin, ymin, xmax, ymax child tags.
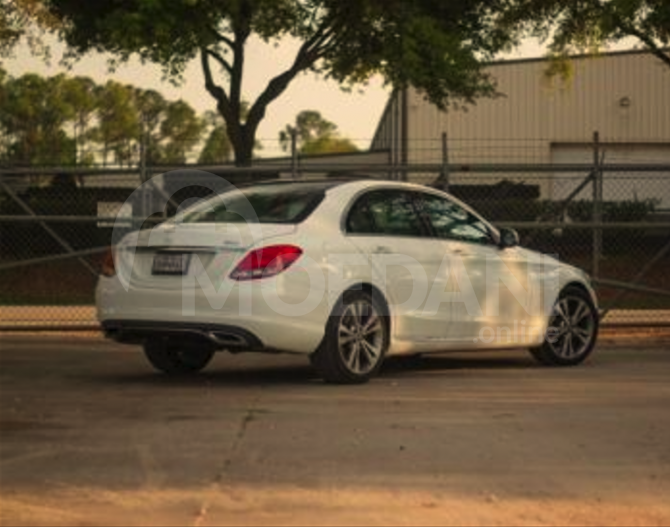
<box><xmin>101</xmin><ymin>247</ymin><xmax>116</xmax><ymax>277</ymax></box>
<box><xmin>230</xmin><ymin>245</ymin><xmax>303</xmax><ymax>281</ymax></box>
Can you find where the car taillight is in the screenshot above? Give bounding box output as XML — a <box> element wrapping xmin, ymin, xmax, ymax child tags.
<box><xmin>230</xmin><ymin>245</ymin><xmax>303</xmax><ymax>281</ymax></box>
<box><xmin>101</xmin><ymin>247</ymin><xmax>116</xmax><ymax>277</ymax></box>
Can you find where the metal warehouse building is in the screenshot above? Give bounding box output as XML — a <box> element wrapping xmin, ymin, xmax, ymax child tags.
<box><xmin>372</xmin><ymin>49</ymin><xmax>670</xmax><ymax>208</ymax></box>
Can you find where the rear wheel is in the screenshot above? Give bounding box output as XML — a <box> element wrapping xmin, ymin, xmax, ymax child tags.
<box><xmin>530</xmin><ymin>286</ymin><xmax>599</xmax><ymax>367</ymax></box>
<box><xmin>143</xmin><ymin>338</ymin><xmax>215</xmax><ymax>375</ymax></box>
<box><xmin>311</xmin><ymin>291</ymin><xmax>389</xmax><ymax>384</ymax></box>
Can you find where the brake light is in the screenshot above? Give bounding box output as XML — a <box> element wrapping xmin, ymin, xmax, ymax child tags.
<box><xmin>230</xmin><ymin>245</ymin><xmax>303</xmax><ymax>281</ymax></box>
<box><xmin>101</xmin><ymin>247</ymin><xmax>116</xmax><ymax>277</ymax></box>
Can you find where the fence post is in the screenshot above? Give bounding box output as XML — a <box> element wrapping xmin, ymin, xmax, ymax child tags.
<box><xmin>441</xmin><ymin>132</ymin><xmax>450</xmax><ymax>192</ymax></box>
<box><xmin>393</xmin><ymin>89</ymin><xmax>400</xmax><ymax>181</ymax></box>
<box><xmin>401</xmin><ymin>88</ymin><xmax>409</xmax><ymax>182</ymax></box>
<box><xmin>291</xmin><ymin>127</ymin><xmax>298</xmax><ymax>180</ymax></box>
<box><xmin>139</xmin><ymin>117</ymin><xmax>150</xmax><ymax>220</ymax></box>
<box><xmin>592</xmin><ymin>131</ymin><xmax>602</xmax><ymax>278</ymax></box>
<box><xmin>139</xmin><ymin>118</ymin><xmax>147</xmax><ymax>184</ymax></box>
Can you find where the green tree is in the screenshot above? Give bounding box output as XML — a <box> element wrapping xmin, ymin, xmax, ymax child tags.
<box><xmin>92</xmin><ymin>81</ymin><xmax>139</xmax><ymax>166</ymax></box>
<box><xmin>0</xmin><ymin>69</ymin><xmax>219</xmax><ymax>168</ymax></box>
<box><xmin>279</xmin><ymin>110</ymin><xmax>336</xmax><ymax>152</ymax></box>
<box><xmin>44</xmin><ymin>0</ymin><xmax>514</xmax><ymax>166</ymax></box>
<box><xmin>280</xmin><ymin>110</ymin><xmax>358</xmax><ymax>155</ymax></box>
<box><xmin>198</xmin><ymin>125</ymin><xmax>232</xmax><ymax>164</ymax></box>
<box><xmin>301</xmin><ymin>135</ymin><xmax>358</xmax><ymax>155</ymax></box>
<box><xmin>198</xmin><ymin>105</ymin><xmax>263</xmax><ymax>164</ymax></box>
<box><xmin>41</xmin><ymin>74</ymin><xmax>77</xmax><ymax>163</ymax></box>
<box><xmin>133</xmin><ymin>88</ymin><xmax>168</xmax><ymax>165</ymax></box>
<box><xmin>0</xmin><ymin>67</ymin><xmax>8</xmax><ymax>159</ymax></box>
<box><xmin>500</xmin><ymin>0</ymin><xmax>670</xmax><ymax>69</ymax></box>
<box><xmin>198</xmin><ymin>109</ymin><xmax>233</xmax><ymax>164</ymax></box>
<box><xmin>0</xmin><ymin>73</ymin><xmax>76</xmax><ymax>165</ymax></box>
<box><xmin>1</xmin><ymin>0</ymin><xmax>59</xmax><ymax>60</ymax></box>
<box><xmin>63</xmin><ymin>76</ymin><xmax>98</xmax><ymax>165</ymax></box>
<box><xmin>160</xmin><ymin>100</ymin><xmax>204</xmax><ymax>164</ymax></box>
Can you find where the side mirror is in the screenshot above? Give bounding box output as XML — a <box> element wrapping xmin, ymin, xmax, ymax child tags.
<box><xmin>499</xmin><ymin>228</ymin><xmax>520</xmax><ymax>249</ymax></box>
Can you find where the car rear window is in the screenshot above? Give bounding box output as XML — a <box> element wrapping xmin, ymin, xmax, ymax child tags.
<box><xmin>180</xmin><ymin>183</ymin><xmax>329</xmax><ymax>224</ymax></box>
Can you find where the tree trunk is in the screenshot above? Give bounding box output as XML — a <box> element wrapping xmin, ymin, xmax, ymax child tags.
<box><xmin>235</xmin><ymin>127</ymin><xmax>256</xmax><ymax>167</ymax></box>
<box><xmin>224</xmin><ymin>116</ymin><xmax>255</xmax><ymax>167</ymax></box>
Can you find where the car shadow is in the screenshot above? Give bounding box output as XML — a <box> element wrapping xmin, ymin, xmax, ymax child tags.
<box><xmin>382</xmin><ymin>352</ymin><xmax>535</xmax><ymax>376</ymax></box>
<box><xmin>85</xmin><ymin>351</ymin><xmax>536</xmax><ymax>388</ymax></box>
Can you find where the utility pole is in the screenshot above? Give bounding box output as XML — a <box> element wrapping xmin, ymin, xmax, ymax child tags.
<box><xmin>291</xmin><ymin>127</ymin><xmax>298</xmax><ymax>180</ymax></box>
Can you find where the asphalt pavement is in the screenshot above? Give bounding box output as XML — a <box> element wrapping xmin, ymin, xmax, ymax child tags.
<box><xmin>1</xmin><ymin>336</ymin><xmax>669</xmax><ymax>526</ymax></box>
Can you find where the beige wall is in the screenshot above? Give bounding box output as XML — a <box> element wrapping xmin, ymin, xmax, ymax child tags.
<box><xmin>405</xmin><ymin>50</ymin><xmax>670</xmax><ymax>193</ymax></box>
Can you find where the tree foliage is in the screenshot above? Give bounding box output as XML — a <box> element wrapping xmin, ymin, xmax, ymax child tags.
<box><xmin>0</xmin><ymin>0</ymin><xmax>60</xmax><ymax>61</ymax></box>
<box><xmin>43</xmin><ymin>0</ymin><xmax>515</xmax><ymax>165</ymax></box>
<box><xmin>93</xmin><ymin>81</ymin><xmax>139</xmax><ymax>166</ymax></box>
<box><xmin>160</xmin><ymin>100</ymin><xmax>205</xmax><ymax>164</ymax></box>
<box><xmin>0</xmin><ymin>73</ymin><xmax>76</xmax><ymax>165</ymax></box>
<box><xmin>280</xmin><ymin>110</ymin><xmax>358</xmax><ymax>155</ymax></box>
<box><xmin>198</xmin><ymin>110</ymin><xmax>232</xmax><ymax>164</ymax></box>
<box><xmin>500</xmin><ymin>0</ymin><xmax>670</xmax><ymax>68</ymax></box>
<box><xmin>0</xmin><ymin>70</ymin><xmax>208</xmax><ymax>167</ymax></box>
<box><xmin>199</xmin><ymin>124</ymin><xmax>232</xmax><ymax>164</ymax></box>
<box><xmin>134</xmin><ymin>88</ymin><xmax>168</xmax><ymax>165</ymax></box>
<box><xmin>300</xmin><ymin>135</ymin><xmax>358</xmax><ymax>155</ymax></box>
<box><xmin>63</xmin><ymin>76</ymin><xmax>97</xmax><ymax>165</ymax></box>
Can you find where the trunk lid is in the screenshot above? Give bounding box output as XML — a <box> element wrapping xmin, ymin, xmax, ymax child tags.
<box><xmin>116</xmin><ymin>222</ymin><xmax>296</xmax><ymax>289</ymax></box>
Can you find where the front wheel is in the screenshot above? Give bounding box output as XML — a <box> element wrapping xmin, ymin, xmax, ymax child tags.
<box><xmin>530</xmin><ymin>286</ymin><xmax>599</xmax><ymax>367</ymax></box>
<box><xmin>143</xmin><ymin>338</ymin><xmax>215</xmax><ymax>375</ymax></box>
<box><xmin>311</xmin><ymin>291</ymin><xmax>389</xmax><ymax>384</ymax></box>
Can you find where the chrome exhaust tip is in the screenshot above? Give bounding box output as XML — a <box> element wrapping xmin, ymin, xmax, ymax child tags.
<box><xmin>207</xmin><ymin>331</ymin><xmax>249</xmax><ymax>348</ymax></box>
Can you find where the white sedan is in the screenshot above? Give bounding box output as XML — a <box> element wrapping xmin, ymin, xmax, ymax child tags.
<box><xmin>97</xmin><ymin>179</ymin><xmax>599</xmax><ymax>383</ymax></box>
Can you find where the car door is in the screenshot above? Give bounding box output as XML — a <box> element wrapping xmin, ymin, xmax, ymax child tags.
<box><xmin>345</xmin><ymin>189</ymin><xmax>446</xmax><ymax>342</ymax></box>
<box><xmin>416</xmin><ymin>191</ymin><xmax>506</xmax><ymax>345</ymax></box>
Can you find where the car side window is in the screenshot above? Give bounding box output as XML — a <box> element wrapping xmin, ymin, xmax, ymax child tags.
<box><xmin>346</xmin><ymin>195</ymin><xmax>376</xmax><ymax>234</ymax></box>
<box><xmin>420</xmin><ymin>193</ymin><xmax>495</xmax><ymax>246</ymax></box>
<box><xmin>347</xmin><ymin>190</ymin><xmax>425</xmax><ymax>237</ymax></box>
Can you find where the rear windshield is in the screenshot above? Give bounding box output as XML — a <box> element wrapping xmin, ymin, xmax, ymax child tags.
<box><xmin>179</xmin><ymin>183</ymin><xmax>330</xmax><ymax>224</ymax></box>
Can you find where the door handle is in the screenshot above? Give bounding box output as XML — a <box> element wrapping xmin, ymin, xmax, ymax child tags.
<box><xmin>373</xmin><ymin>246</ymin><xmax>393</xmax><ymax>254</ymax></box>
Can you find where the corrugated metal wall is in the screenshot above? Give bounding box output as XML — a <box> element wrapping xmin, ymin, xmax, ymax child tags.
<box><xmin>409</xmin><ymin>50</ymin><xmax>670</xmax><ymax>163</ymax></box>
<box><xmin>378</xmin><ymin>50</ymin><xmax>670</xmax><ymax>193</ymax></box>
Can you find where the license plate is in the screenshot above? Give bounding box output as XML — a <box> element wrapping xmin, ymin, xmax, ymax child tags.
<box><xmin>152</xmin><ymin>253</ymin><xmax>191</xmax><ymax>276</ymax></box>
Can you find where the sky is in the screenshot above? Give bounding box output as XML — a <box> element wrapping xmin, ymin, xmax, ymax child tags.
<box><xmin>2</xmin><ymin>34</ymin><xmax>549</xmax><ymax>158</ymax></box>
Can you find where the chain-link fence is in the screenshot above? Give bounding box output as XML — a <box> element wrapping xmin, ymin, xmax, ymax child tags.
<box><xmin>1</xmin><ymin>136</ymin><xmax>669</xmax><ymax>331</ymax></box>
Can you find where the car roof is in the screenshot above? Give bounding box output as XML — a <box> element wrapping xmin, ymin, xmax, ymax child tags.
<box><xmin>236</xmin><ymin>177</ymin><xmax>436</xmax><ymax>192</ymax></box>
<box><xmin>233</xmin><ymin>176</ymin><xmax>375</xmax><ymax>190</ymax></box>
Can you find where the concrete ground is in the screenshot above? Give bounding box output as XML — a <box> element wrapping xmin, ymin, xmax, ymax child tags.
<box><xmin>0</xmin><ymin>336</ymin><xmax>669</xmax><ymax>526</ymax></box>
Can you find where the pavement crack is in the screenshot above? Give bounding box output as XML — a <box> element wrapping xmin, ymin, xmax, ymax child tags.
<box><xmin>192</xmin><ymin>400</ymin><xmax>262</xmax><ymax>526</ymax></box>
<box><xmin>217</xmin><ymin>406</ymin><xmax>259</xmax><ymax>479</ymax></box>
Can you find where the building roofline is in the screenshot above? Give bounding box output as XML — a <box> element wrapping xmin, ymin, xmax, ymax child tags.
<box><xmin>258</xmin><ymin>148</ymin><xmax>390</xmax><ymax>163</ymax></box>
<box><xmin>172</xmin><ymin>148</ymin><xmax>392</xmax><ymax>170</ymax></box>
<box><xmin>371</xmin><ymin>88</ymin><xmax>399</xmax><ymax>148</ymax></box>
<box><xmin>486</xmin><ymin>47</ymin><xmax>670</xmax><ymax>68</ymax></box>
<box><xmin>377</xmin><ymin>47</ymin><xmax>668</xmax><ymax>113</ymax></box>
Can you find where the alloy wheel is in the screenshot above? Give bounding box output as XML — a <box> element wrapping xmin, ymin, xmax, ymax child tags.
<box><xmin>337</xmin><ymin>300</ymin><xmax>384</xmax><ymax>376</ymax></box>
<box><xmin>546</xmin><ymin>296</ymin><xmax>596</xmax><ymax>360</ymax></box>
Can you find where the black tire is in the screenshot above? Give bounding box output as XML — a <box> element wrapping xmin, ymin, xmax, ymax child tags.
<box><xmin>143</xmin><ymin>338</ymin><xmax>215</xmax><ymax>375</ymax></box>
<box><xmin>311</xmin><ymin>290</ymin><xmax>389</xmax><ymax>384</ymax></box>
<box><xmin>530</xmin><ymin>285</ymin><xmax>599</xmax><ymax>367</ymax></box>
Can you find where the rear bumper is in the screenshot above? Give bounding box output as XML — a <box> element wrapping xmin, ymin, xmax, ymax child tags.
<box><xmin>102</xmin><ymin>320</ymin><xmax>265</xmax><ymax>351</ymax></box>
<box><xmin>96</xmin><ymin>275</ymin><xmax>328</xmax><ymax>354</ymax></box>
